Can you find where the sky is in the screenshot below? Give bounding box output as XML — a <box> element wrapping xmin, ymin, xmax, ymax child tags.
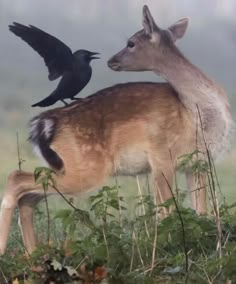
<box><xmin>0</xmin><ymin>0</ymin><xmax>236</xmax><ymax>99</ymax></box>
<box><xmin>0</xmin><ymin>0</ymin><xmax>236</xmax><ymax>173</ymax></box>
<box><xmin>0</xmin><ymin>0</ymin><xmax>236</xmax><ymax>95</ymax></box>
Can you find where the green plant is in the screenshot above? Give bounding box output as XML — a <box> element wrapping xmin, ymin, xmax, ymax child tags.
<box><xmin>1</xmin><ymin>144</ymin><xmax>236</xmax><ymax>284</ymax></box>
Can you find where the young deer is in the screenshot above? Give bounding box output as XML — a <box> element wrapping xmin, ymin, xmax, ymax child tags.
<box><xmin>0</xmin><ymin>6</ymin><xmax>232</xmax><ymax>255</ymax></box>
<box><xmin>108</xmin><ymin>5</ymin><xmax>232</xmax><ymax>206</ymax></box>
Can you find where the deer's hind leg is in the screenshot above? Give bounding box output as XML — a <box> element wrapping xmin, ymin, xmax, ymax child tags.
<box><xmin>18</xmin><ymin>193</ymin><xmax>45</xmax><ymax>254</ymax></box>
<box><xmin>0</xmin><ymin>170</ymin><xmax>54</xmax><ymax>255</ymax></box>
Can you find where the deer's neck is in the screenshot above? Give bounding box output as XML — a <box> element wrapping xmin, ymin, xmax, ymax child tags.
<box><xmin>157</xmin><ymin>49</ymin><xmax>224</xmax><ymax>110</ymax></box>
<box><xmin>156</xmin><ymin>48</ymin><xmax>232</xmax><ymax>156</ymax></box>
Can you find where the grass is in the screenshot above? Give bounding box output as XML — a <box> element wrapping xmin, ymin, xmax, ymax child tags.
<box><xmin>1</xmin><ymin>154</ymin><xmax>236</xmax><ymax>283</ymax></box>
<box><xmin>1</xmin><ymin>184</ymin><xmax>236</xmax><ymax>283</ymax></box>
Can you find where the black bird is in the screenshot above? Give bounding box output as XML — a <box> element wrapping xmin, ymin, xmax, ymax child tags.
<box><xmin>9</xmin><ymin>22</ymin><xmax>100</xmax><ymax>107</ymax></box>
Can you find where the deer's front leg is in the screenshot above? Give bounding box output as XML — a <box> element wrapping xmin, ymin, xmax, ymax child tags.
<box><xmin>151</xmin><ymin>165</ymin><xmax>174</xmax><ymax>219</ymax></box>
<box><xmin>186</xmin><ymin>171</ymin><xmax>207</xmax><ymax>215</ymax></box>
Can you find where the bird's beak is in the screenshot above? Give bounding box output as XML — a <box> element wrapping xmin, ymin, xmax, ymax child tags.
<box><xmin>89</xmin><ymin>52</ymin><xmax>100</xmax><ymax>60</ymax></box>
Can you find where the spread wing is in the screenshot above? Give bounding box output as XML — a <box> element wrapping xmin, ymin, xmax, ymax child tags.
<box><xmin>9</xmin><ymin>22</ymin><xmax>74</xmax><ymax>81</ymax></box>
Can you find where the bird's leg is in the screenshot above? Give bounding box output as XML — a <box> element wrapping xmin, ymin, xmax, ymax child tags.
<box><xmin>61</xmin><ymin>99</ymin><xmax>68</xmax><ymax>106</ymax></box>
<box><xmin>70</xmin><ymin>97</ymin><xmax>81</xmax><ymax>101</ymax></box>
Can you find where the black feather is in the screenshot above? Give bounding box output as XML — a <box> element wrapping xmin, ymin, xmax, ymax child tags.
<box><xmin>9</xmin><ymin>22</ymin><xmax>100</xmax><ymax>107</ymax></box>
<box><xmin>9</xmin><ymin>22</ymin><xmax>73</xmax><ymax>80</ymax></box>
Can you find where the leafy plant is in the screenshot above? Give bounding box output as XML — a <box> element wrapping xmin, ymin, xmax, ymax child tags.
<box><xmin>1</xmin><ymin>148</ymin><xmax>236</xmax><ymax>284</ymax></box>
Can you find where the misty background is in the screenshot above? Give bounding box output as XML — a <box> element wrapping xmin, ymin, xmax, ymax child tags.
<box><xmin>0</xmin><ymin>0</ymin><xmax>236</xmax><ymax>197</ymax></box>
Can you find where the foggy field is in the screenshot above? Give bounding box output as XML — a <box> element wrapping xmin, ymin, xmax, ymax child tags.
<box><xmin>0</xmin><ymin>0</ymin><xmax>236</xmax><ymax>283</ymax></box>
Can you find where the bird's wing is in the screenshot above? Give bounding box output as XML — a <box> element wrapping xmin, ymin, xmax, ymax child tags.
<box><xmin>9</xmin><ymin>22</ymin><xmax>74</xmax><ymax>81</ymax></box>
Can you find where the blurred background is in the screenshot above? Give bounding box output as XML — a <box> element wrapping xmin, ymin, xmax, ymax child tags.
<box><xmin>0</xmin><ymin>0</ymin><xmax>236</xmax><ymax>201</ymax></box>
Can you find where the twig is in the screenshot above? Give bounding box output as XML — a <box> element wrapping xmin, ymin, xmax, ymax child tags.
<box><xmin>129</xmin><ymin>229</ymin><xmax>135</xmax><ymax>272</ymax></box>
<box><xmin>196</xmin><ymin>105</ymin><xmax>222</xmax><ymax>258</ymax></box>
<box><xmin>162</xmin><ymin>173</ymin><xmax>189</xmax><ymax>276</ymax></box>
<box><xmin>11</xmin><ymin>233</ymin><xmax>32</xmax><ymax>266</ymax></box>
<box><xmin>195</xmin><ymin>108</ymin><xmax>199</xmax><ymax>152</ymax></box>
<box><xmin>193</xmin><ymin>261</ymin><xmax>213</xmax><ymax>284</ymax></box>
<box><xmin>150</xmin><ymin>197</ymin><xmax>158</xmax><ymax>274</ymax></box>
<box><xmin>202</xmin><ymin>266</ymin><xmax>213</xmax><ymax>284</ymax></box>
<box><xmin>115</xmin><ymin>177</ymin><xmax>123</xmax><ymax>227</ymax></box>
<box><xmin>52</xmin><ymin>185</ymin><xmax>97</xmax><ymax>231</ymax></box>
<box><xmin>136</xmin><ymin>175</ymin><xmax>150</xmax><ymax>239</ymax></box>
<box><xmin>16</xmin><ymin>132</ymin><xmax>24</xmax><ymax>170</ymax></box>
<box><xmin>168</xmin><ymin>149</ymin><xmax>179</xmax><ymax>201</ymax></box>
<box><xmin>211</xmin><ymin>158</ymin><xmax>223</xmax><ymax>197</ymax></box>
<box><xmin>133</xmin><ymin>230</ymin><xmax>145</xmax><ymax>269</ymax></box>
<box><xmin>43</xmin><ymin>185</ymin><xmax>50</xmax><ymax>245</ymax></box>
<box><xmin>190</xmin><ymin>185</ymin><xmax>208</xmax><ymax>193</ymax></box>
<box><xmin>145</xmin><ymin>173</ymin><xmax>151</xmax><ymax>196</ymax></box>
<box><xmin>144</xmin><ymin>260</ymin><xmax>160</xmax><ymax>274</ymax></box>
<box><xmin>75</xmin><ymin>256</ymin><xmax>88</xmax><ymax>270</ymax></box>
<box><xmin>0</xmin><ymin>263</ymin><xmax>8</xmax><ymax>283</ymax></box>
<box><xmin>103</xmin><ymin>193</ymin><xmax>109</xmax><ymax>225</ymax></box>
<box><xmin>102</xmin><ymin>226</ymin><xmax>109</xmax><ymax>261</ymax></box>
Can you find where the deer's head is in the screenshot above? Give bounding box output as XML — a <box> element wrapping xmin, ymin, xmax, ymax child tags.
<box><xmin>108</xmin><ymin>5</ymin><xmax>189</xmax><ymax>72</ymax></box>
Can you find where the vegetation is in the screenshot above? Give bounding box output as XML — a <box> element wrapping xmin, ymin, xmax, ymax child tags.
<box><xmin>1</xmin><ymin>149</ymin><xmax>236</xmax><ymax>284</ymax></box>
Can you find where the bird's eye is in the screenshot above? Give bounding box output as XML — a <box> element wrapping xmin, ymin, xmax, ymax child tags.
<box><xmin>127</xmin><ymin>41</ymin><xmax>135</xmax><ymax>48</ymax></box>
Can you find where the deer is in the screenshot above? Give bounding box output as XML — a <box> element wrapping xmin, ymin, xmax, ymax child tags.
<box><xmin>0</xmin><ymin>5</ymin><xmax>232</xmax><ymax>255</ymax></box>
<box><xmin>108</xmin><ymin>6</ymin><xmax>232</xmax><ymax>205</ymax></box>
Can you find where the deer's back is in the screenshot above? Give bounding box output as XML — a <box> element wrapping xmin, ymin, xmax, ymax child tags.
<box><xmin>43</xmin><ymin>82</ymin><xmax>190</xmax><ymax>128</ymax></box>
<box><xmin>32</xmin><ymin>82</ymin><xmax>195</xmax><ymax>189</ymax></box>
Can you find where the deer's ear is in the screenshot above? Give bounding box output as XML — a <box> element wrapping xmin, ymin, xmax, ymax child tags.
<box><xmin>142</xmin><ymin>5</ymin><xmax>158</xmax><ymax>35</ymax></box>
<box><xmin>168</xmin><ymin>18</ymin><xmax>189</xmax><ymax>42</ymax></box>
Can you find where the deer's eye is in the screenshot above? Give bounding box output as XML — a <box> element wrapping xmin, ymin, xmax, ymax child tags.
<box><xmin>127</xmin><ymin>41</ymin><xmax>135</xmax><ymax>48</ymax></box>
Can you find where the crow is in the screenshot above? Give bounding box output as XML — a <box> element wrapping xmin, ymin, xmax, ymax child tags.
<box><xmin>9</xmin><ymin>22</ymin><xmax>100</xmax><ymax>107</ymax></box>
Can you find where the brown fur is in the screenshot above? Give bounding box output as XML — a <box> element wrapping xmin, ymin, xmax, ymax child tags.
<box><xmin>32</xmin><ymin>82</ymin><xmax>193</xmax><ymax>192</ymax></box>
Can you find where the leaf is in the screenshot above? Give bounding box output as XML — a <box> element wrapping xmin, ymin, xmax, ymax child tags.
<box><xmin>65</xmin><ymin>266</ymin><xmax>79</xmax><ymax>277</ymax></box>
<box><xmin>94</xmin><ymin>266</ymin><xmax>108</xmax><ymax>281</ymax></box>
<box><xmin>51</xmin><ymin>258</ymin><xmax>63</xmax><ymax>271</ymax></box>
<box><xmin>55</xmin><ymin>209</ymin><xmax>72</xmax><ymax>219</ymax></box>
<box><xmin>90</xmin><ymin>199</ymin><xmax>103</xmax><ymax>211</ymax></box>
<box><xmin>109</xmin><ymin>199</ymin><xmax>120</xmax><ymax>211</ymax></box>
<box><xmin>163</xmin><ymin>266</ymin><xmax>181</xmax><ymax>274</ymax></box>
<box><xmin>106</xmin><ymin>212</ymin><xmax>115</xmax><ymax>218</ymax></box>
<box><xmin>159</xmin><ymin>197</ymin><xmax>176</xmax><ymax>209</ymax></box>
<box><xmin>228</xmin><ymin>202</ymin><xmax>236</xmax><ymax>209</ymax></box>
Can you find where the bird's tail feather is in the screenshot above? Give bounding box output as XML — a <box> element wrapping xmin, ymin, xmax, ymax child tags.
<box><xmin>32</xmin><ymin>91</ymin><xmax>58</xmax><ymax>107</ymax></box>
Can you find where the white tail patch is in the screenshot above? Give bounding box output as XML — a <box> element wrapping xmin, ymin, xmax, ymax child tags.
<box><xmin>29</xmin><ymin>116</ymin><xmax>64</xmax><ymax>171</ymax></box>
<box><xmin>43</xmin><ymin>119</ymin><xmax>54</xmax><ymax>139</ymax></box>
<box><xmin>29</xmin><ymin>117</ymin><xmax>54</xmax><ymax>164</ymax></box>
<box><xmin>29</xmin><ymin>117</ymin><xmax>54</xmax><ymax>142</ymax></box>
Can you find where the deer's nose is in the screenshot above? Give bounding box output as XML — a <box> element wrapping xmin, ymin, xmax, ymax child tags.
<box><xmin>107</xmin><ymin>56</ymin><xmax>121</xmax><ymax>71</ymax></box>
